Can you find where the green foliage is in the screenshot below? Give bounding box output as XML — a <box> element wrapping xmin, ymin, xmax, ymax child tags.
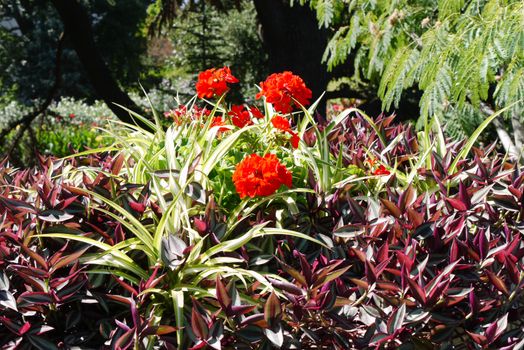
<box><xmin>167</xmin><ymin>1</ymin><xmax>268</xmax><ymax>102</ymax></box>
<box><xmin>0</xmin><ymin>97</ymin><xmax>114</xmax><ymax>164</ymax></box>
<box><xmin>35</xmin><ymin>124</ymin><xmax>110</xmax><ymax>158</ymax></box>
<box><xmin>1</xmin><ymin>122</ymin><xmax>110</xmax><ymax>163</ymax></box>
<box><xmin>0</xmin><ymin>0</ymin><xmax>151</xmax><ymax>103</ymax></box>
<box><xmin>303</xmin><ymin>0</ymin><xmax>524</xmax><ymax>136</ymax></box>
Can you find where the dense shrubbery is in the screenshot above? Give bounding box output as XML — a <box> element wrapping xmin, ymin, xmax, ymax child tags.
<box><xmin>1</xmin><ymin>69</ymin><xmax>524</xmax><ymax>349</ymax></box>
<box><xmin>0</xmin><ymin>98</ymin><xmax>114</xmax><ymax>163</ymax></box>
<box><xmin>0</xmin><ymin>90</ymin><xmax>183</xmax><ymax>163</ymax></box>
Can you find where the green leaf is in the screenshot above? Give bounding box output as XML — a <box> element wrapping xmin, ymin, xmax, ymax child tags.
<box><xmin>316</xmin><ymin>0</ymin><xmax>334</xmax><ymax>28</ymax></box>
<box><xmin>26</xmin><ymin>335</ymin><xmax>58</xmax><ymax>350</ymax></box>
<box><xmin>449</xmin><ymin>103</ymin><xmax>517</xmax><ymax>174</ymax></box>
<box><xmin>256</xmin><ymin>227</ymin><xmax>330</xmax><ymax>249</ymax></box>
<box><xmin>200</xmin><ymin>223</ymin><xmax>268</xmax><ymax>262</ymax></box>
<box><xmin>172</xmin><ymin>290</ymin><xmax>185</xmax><ymax>345</ymax></box>
<box><xmin>37</xmin><ymin>234</ymin><xmax>149</xmax><ymax>280</ymax></box>
<box><xmin>202</xmin><ymin>125</ymin><xmax>257</xmax><ymax>176</ymax></box>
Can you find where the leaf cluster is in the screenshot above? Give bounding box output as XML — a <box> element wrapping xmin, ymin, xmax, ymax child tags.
<box><xmin>2</xmin><ymin>78</ymin><xmax>524</xmax><ymax>348</ymax></box>
<box><xmin>304</xmin><ymin>0</ymin><xmax>524</xmax><ymax>134</ymax></box>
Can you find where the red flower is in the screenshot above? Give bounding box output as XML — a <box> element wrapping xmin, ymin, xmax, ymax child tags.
<box><xmin>366</xmin><ymin>157</ymin><xmax>377</xmax><ymax>168</ymax></box>
<box><xmin>271</xmin><ymin>115</ymin><xmax>291</xmax><ymax>132</ymax></box>
<box><xmin>210</xmin><ymin>116</ymin><xmax>230</xmax><ymax>135</ymax></box>
<box><xmin>232</xmin><ymin>153</ymin><xmax>292</xmax><ymax>198</ymax></box>
<box><xmin>373</xmin><ymin>165</ymin><xmax>391</xmax><ymax>176</ymax></box>
<box><xmin>164</xmin><ymin>105</ymin><xmax>188</xmax><ymax>125</ymax></box>
<box><xmin>193</xmin><ymin>105</ymin><xmax>211</xmax><ymax>119</ymax></box>
<box><xmin>289</xmin><ymin>133</ymin><xmax>300</xmax><ymax>149</ymax></box>
<box><xmin>228</xmin><ymin>105</ymin><xmax>253</xmax><ymax>128</ymax></box>
<box><xmin>249</xmin><ymin>106</ymin><xmax>265</xmax><ymax>119</ymax></box>
<box><xmin>196</xmin><ymin>67</ymin><xmax>239</xmax><ymax>99</ymax></box>
<box><xmin>256</xmin><ymin>71</ymin><xmax>312</xmax><ymax>114</ymax></box>
<box><xmin>271</xmin><ymin>115</ymin><xmax>300</xmax><ymax>149</ymax></box>
<box><xmin>165</xmin><ymin>105</ymin><xmax>211</xmax><ymax>125</ymax></box>
<box><xmin>69</xmin><ymin>113</ymin><xmax>76</xmax><ymax>119</ymax></box>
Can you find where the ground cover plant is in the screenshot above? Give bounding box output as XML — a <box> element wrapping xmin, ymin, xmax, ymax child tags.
<box><xmin>1</xmin><ymin>68</ymin><xmax>524</xmax><ymax>349</ymax></box>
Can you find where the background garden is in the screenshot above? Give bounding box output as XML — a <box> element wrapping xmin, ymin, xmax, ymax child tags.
<box><xmin>1</xmin><ymin>0</ymin><xmax>523</xmax><ymax>349</ymax></box>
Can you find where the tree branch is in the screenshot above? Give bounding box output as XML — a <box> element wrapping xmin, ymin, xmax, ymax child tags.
<box><xmin>511</xmin><ymin>112</ymin><xmax>524</xmax><ymax>152</ymax></box>
<box><xmin>51</xmin><ymin>0</ymin><xmax>151</xmax><ymax>130</ymax></box>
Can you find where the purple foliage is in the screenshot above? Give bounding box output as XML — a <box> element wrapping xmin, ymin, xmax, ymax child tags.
<box><xmin>1</xmin><ymin>114</ymin><xmax>524</xmax><ymax>349</ymax></box>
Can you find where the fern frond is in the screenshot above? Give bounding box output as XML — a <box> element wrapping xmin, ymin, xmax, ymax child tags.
<box><xmin>438</xmin><ymin>0</ymin><xmax>465</xmax><ymax>19</ymax></box>
<box><xmin>378</xmin><ymin>46</ymin><xmax>419</xmax><ymax>110</ymax></box>
<box><xmin>494</xmin><ymin>61</ymin><xmax>524</xmax><ymax>119</ymax></box>
<box><xmin>420</xmin><ymin>64</ymin><xmax>452</xmax><ymax>119</ymax></box>
<box><xmin>316</xmin><ymin>0</ymin><xmax>335</xmax><ymax>28</ymax></box>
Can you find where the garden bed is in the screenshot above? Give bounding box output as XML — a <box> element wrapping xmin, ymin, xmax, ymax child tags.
<box><xmin>1</xmin><ymin>69</ymin><xmax>523</xmax><ymax>349</ymax></box>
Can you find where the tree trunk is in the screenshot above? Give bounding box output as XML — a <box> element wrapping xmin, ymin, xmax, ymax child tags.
<box><xmin>252</xmin><ymin>0</ymin><xmax>421</xmax><ymax>122</ymax></box>
<box><xmin>253</xmin><ymin>0</ymin><xmax>329</xmax><ymax>117</ymax></box>
<box><xmin>51</xmin><ymin>0</ymin><xmax>146</xmax><ymax>128</ymax></box>
<box><xmin>511</xmin><ymin>113</ymin><xmax>524</xmax><ymax>152</ymax></box>
<box><xmin>493</xmin><ymin>118</ymin><xmax>519</xmax><ymax>159</ymax></box>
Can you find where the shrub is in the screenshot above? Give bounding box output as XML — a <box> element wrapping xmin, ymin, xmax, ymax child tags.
<box><xmin>0</xmin><ymin>97</ymin><xmax>115</xmax><ymax>164</ymax></box>
<box><xmin>1</xmin><ymin>68</ymin><xmax>524</xmax><ymax>349</ymax></box>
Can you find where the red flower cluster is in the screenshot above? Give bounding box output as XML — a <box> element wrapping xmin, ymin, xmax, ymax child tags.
<box><xmin>256</xmin><ymin>71</ymin><xmax>312</xmax><ymax>114</ymax></box>
<box><xmin>271</xmin><ymin>115</ymin><xmax>300</xmax><ymax>149</ymax></box>
<box><xmin>366</xmin><ymin>157</ymin><xmax>391</xmax><ymax>176</ymax></box>
<box><xmin>210</xmin><ymin>116</ymin><xmax>230</xmax><ymax>135</ymax></box>
<box><xmin>196</xmin><ymin>67</ymin><xmax>239</xmax><ymax>99</ymax></box>
<box><xmin>228</xmin><ymin>105</ymin><xmax>254</xmax><ymax>128</ymax></box>
<box><xmin>270</xmin><ymin>115</ymin><xmax>291</xmax><ymax>132</ymax></box>
<box><xmin>164</xmin><ymin>104</ymin><xmax>211</xmax><ymax>125</ymax></box>
<box><xmin>373</xmin><ymin>164</ymin><xmax>391</xmax><ymax>176</ymax></box>
<box><xmin>232</xmin><ymin>153</ymin><xmax>292</xmax><ymax>198</ymax></box>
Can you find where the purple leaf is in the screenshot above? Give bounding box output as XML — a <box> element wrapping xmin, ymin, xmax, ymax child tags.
<box><xmin>26</xmin><ymin>334</ymin><xmax>58</xmax><ymax>350</ymax></box>
<box><xmin>191</xmin><ymin>305</ymin><xmax>209</xmax><ymax>340</ymax></box>
<box><xmin>114</xmin><ymin>329</ymin><xmax>135</xmax><ymax>350</ymax></box>
<box><xmin>387</xmin><ymin>303</ymin><xmax>406</xmax><ymax>334</ymax></box>
<box><xmin>445</xmin><ymin>198</ymin><xmax>468</xmax><ymax>212</ymax></box>
<box><xmin>264</xmin><ymin>292</ymin><xmax>282</xmax><ymax>327</ymax></box>
<box><xmin>380</xmin><ymin>198</ymin><xmax>401</xmax><ymax>218</ymax></box>
<box><xmin>18</xmin><ymin>292</ymin><xmax>54</xmax><ymax>305</ymax></box>
<box><xmin>486</xmin><ymin>271</ymin><xmax>509</xmax><ymax>296</ymax></box>
<box><xmin>278</xmin><ymin>259</ymin><xmax>307</xmax><ymax>287</ymax></box>
<box><xmin>267</xmin><ymin>278</ymin><xmax>304</xmax><ymax>296</ymax></box>
<box><xmin>406</xmin><ymin>276</ymin><xmax>426</xmax><ymax>305</ymax></box>
<box><xmin>215</xmin><ymin>275</ymin><xmax>231</xmax><ymax>312</ymax></box>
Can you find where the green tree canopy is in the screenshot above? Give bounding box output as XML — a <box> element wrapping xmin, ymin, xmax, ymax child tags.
<box><xmin>0</xmin><ymin>0</ymin><xmax>149</xmax><ymax>103</ymax></box>
<box><xmin>303</xmin><ymin>0</ymin><xmax>523</xmax><ymax>146</ymax></box>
